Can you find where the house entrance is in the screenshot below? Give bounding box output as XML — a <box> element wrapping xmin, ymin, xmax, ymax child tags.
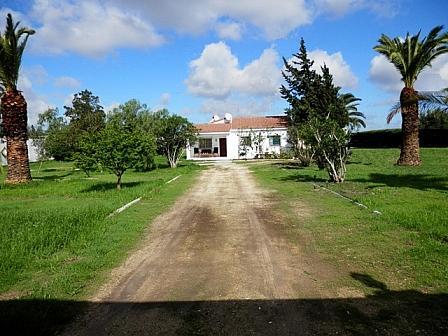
<box><xmin>219</xmin><ymin>138</ymin><xmax>227</xmax><ymax>157</ymax></box>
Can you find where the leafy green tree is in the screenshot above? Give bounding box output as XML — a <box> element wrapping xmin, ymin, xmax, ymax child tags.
<box><xmin>35</xmin><ymin>107</ymin><xmax>73</xmax><ymax>160</ymax></box>
<box><xmin>374</xmin><ymin>26</ymin><xmax>448</xmax><ymax>165</ymax></box>
<box><xmin>155</xmin><ymin>113</ymin><xmax>197</xmax><ymax>168</ymax></box>
<box><xmin>281</xmin><ymin>39</ymin><xmax>360</xmax><ymax>182</ymax></box>
<box><xmin>64</xmin><ymin>89</ymin><xmax>105</xmax><ymax>133</ymax></box>
<box><xmin>75</xmin><ymin>104</ymin><xmax>156</xmax><ymax>189</ymax></box>
<box><xmin>0</xmin><ymin>13</ymin><xmax>35</xmax><ymax>183</ymax></box>
<box><xmin>60</xmin><ymin>89</ymin><xmax>106</xmax><ymax>160</ymax></box>
<box><xmin>109</xmin><ymin>99</ymin><xmax>156</xmax><ymax>171</ymax></box>
<box><xmin>73</xmin><ymin>133</ymin><xmax>98</xmax><ymax>176</ymax></box>
<box><xmin>280</xmin><ymin>38</ymin><xmax>319</xmax><ymax>166</ymax></box>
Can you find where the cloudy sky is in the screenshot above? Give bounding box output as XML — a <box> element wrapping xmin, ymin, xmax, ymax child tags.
<box><xmin>2</xmin><ymin>0</ymin><xmax>448</xmax><ymax>129</ymax></box>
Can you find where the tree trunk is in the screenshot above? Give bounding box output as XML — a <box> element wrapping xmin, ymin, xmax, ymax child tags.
<box><xmin>398</xmin><ymin>87</ymin><xmax>421</xmax><ymax>166</ymax></box>
<box><xmin>1</xmin><ymin>90</ymin><xmax>32</xmax><ymax>183</ymax></box>
<box><xmin>116</xmin><ymin>173</ymin><xmax>122</xmax><ymax>190</ymax></box>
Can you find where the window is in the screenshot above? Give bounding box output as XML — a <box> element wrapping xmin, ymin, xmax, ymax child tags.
<box><xmin>269</xmin><ymin>135</ymin><xmax>281</xmax><ymax>146</ymax></box>
<box><xmin>240</xmin><ymin>136</ymin><xmax>252</xmax><ymax>146</ymax></box>
<box><xmin>198</xmin><ymin>138</ymin><xmax>212</xmax><ymax>149</ymax></box>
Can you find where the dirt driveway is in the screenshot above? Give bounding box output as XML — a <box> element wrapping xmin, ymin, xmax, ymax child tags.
<box><xmin>63</xmin><ymin>162</ymin><xmax>357</xmax><ymax>335</ymax></box>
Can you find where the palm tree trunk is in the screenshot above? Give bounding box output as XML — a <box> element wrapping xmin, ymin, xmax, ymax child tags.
<box><xmin>1</xmin><ymin>90</ymin><xmax>32</xmax><ymax>183</ymax></box>
<box><xmin>398</xmin><ymin>87</ymin><xmax>421</xmax><ymax>166</ymax></box>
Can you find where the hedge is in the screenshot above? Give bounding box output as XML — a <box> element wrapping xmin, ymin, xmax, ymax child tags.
<box><xmin>350</xmin><ymin>129</ymin><xmax>448</xmax><ymax>148</ymax></box>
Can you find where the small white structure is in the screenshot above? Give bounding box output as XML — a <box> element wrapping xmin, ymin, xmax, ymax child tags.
<box><xmin>187</xmin><ymin>114</ymin><xmax>290</xmax><ymax>160</ymax></box>
<box><xmin>0</xmin><ymin>138</ymin><xmax>40</xmax><ymax>165</ymax></box>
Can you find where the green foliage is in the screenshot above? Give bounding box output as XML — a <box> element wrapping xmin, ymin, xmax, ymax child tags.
<box><xmin>73</xmin><ymin>133</ymin><xmax>98</xmax><ymax>176</ymax></box>
<box><xmin>63</xmin><ymin>90</ymin><xmax>106</xmax><ymax>160</ymax></box>
<box><xmin>33</xmin><ymin>91</ymin><xmax>106</xmax><ymax>161</ymax></box>
<box><xmin>374</xmin><ymin>26</ymin><xmax>448</xmax><ymax>88</ymax></box>
<box><xmin>0</xmin><ymin>13</ymin><xmax>35</xmax><ymax>91</ymax></box>
<box><xmin>0</xmin><ymin>160</ymin><xmax>202</xmax><ymax>333</ymax></box>
<box><xmin>75</xmin><ymin>102</ymin><xmax>156</xmax><ymax>189</ymax></box>
<box><xmin>281</xmin><ymin>39</ymin><xmax>361</xmax><ymax>181</ymax></box>
<box><xmin>155</xmin><ymin>112</ymin><xmax>197</xmax><ymax>168</ymax></box>
<box><xmin>64</xmin><ymin>90</ymin><xmax>105</xmax><ymax>134</ymax></box>
<box><xmin>420</xmin><ymin>108</ymin><xmax>448</xmax><ymax>129</ymax></box>
<box><xmin>34</xmin><ymin>108</ymin><xmax>73</xmax><ymax>161</ymax></box>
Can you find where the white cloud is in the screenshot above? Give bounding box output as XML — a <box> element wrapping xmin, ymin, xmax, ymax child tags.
<box><xmin>30</xmin><ymin>0</ymin><xmax>164</xmax><ymax>57</ymax></box>
<box><xmin>215</xmin><ymin>22</ymin><xmax>243</xmax><ymax>40</ymax></box>
<box><xmin>220</xmin><ymin>0</ymin><xmax>312</xmax><ymax>40</ymax></box>
<box><xmin>416</xmin><ymin>55</ymin><xmax>448</xmax><ymax>92</ymax></box>
<box><xmin>111</xmin><ymin>0</ymin><xmax>312</xmax><ymax>40</ymax></box>
<box><xmin>54</xmin><ymin>76</ymin><xmax>80</xmax><ymax>88</ymax></box>
<box><xmin>9</xmin><ymin>0</ymin><xmax>399</xmax><ymax>58</ymax></box>
<box><xmin>200</xmin><ymin>96</ymin><xmax>278</xmax><ymax>117</ymax></box>
<box><xmin>369</xmin><ymin>55</ymin><xmax>402</xmax><ymax>92</ymax></box>
<box><xmin>369</xmin><ymin>54</ymin><xmax>448</xmax><ymax>93</ymax></box>
<box><xmin>308</xmin><ymin>49</ymin><xmax>358</xmax><ymax>89</ymax></box>
<box><xmin>17</xmin><ymin>74</ymin><xmax>52</xmax><ymax>125</ymax></box>
<box><xmin>186</xmin><ymin>42</ymin><xmax>281</xmax><ymax>99</ymax></box>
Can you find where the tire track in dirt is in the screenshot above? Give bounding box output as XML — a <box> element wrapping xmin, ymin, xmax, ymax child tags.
<box><xmin>63</xmin><ymin>161</ymin><xmax>349</xmax><ymax>335</ymax></box>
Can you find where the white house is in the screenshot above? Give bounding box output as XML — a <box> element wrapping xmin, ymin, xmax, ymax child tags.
<box><xmin>186</xmin><ymin>114</ymin><xmax>290</xmax><ymax>160</ymax></box>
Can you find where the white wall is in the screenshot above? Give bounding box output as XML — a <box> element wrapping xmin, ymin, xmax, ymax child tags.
<box><xmin>187</xmin><ymin>127</ymin><xmax>290</xmax><ymax>160</ymax></box>
<box><xmin>188</xmin><ymin>133</ymin><xmax>229</xmax><ymax>159</ymax></box>
<box><xmin>0</xmin><ymin>138</ymin><xmax>40</xmax><ymax>164</ymax></box>
<box><xmin>227</xmin><ymin>132</ymin><xmax>239</xmax><ymax>159</ymax></box>
<box><xmin>231</xmin><ymin>128</ymin><xmax>289</xmax><ymax>159</ymax></box>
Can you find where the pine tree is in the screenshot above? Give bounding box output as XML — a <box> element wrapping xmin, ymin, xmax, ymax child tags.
<box><xmin>280</xmin><ymin>38</ymin><xmax>363</xmax><ymax>182</ymax></box>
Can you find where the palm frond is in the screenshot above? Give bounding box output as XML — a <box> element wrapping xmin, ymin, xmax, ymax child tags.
<box><xmin>0</xmin><ymin>13</ymin><xmax>35</xmax><ymax>91</ymax></box>
<box><xmin>387</xmin><ymin>103</ymin><xmax>402</xmax><ymax>124</ymax></box>
<box><xmin>418</xmin><ymin>89</ymin><xmax>448</xmax><ymax>113</ymax></box>
<box><xmin>374</xmin><ymin>25</ymin><xmax>448</xmax><ymax>88</ymax></box>
<box><xmin>387</xmin><ymin>89</ymin><xmax>448</xmax><ymax>124</ymax></box>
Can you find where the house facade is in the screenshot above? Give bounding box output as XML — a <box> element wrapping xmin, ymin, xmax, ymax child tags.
<box><xmin>186</xmin><ymin>114</ymin><xmax>289</xmax><ymax>160</ymax></box>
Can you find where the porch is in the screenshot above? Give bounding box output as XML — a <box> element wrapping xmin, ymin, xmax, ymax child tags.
<box><xmin>188</xmin><ymin>134</ymin><xmax>229</xmax><ymax>159</ymax></box>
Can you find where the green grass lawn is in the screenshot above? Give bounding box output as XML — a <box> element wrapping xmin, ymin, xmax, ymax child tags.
<box><xmin>247</xmin><ymin>148</ymin><xmax>448</xmax><ymax>293</ymax></box>
<box><xmin>0</xmin><ymin>158</ymin><xmax>202</xmax><ymax>300</ymax></box>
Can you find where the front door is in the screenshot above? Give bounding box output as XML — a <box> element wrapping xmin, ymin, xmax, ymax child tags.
<box><xmin>219</xmin><ymin>138</ymin><xmax>227</xmax><ymax>157</ymax></box>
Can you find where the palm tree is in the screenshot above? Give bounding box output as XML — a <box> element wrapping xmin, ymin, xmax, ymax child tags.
<box><xmin>0</xmin><ymin>13</ymin><xmax>35</xmax><ymax>183</ymax></box>
<box><xmin>374</xmin><ymin>26</ymin><xmax>448</xmax><ymax>165</ymax></box>
<box><xmin>339</xmin><ymin>92</ymin><xmax>366</xmax><ymax>131</ymax></box>
<box><xmin>387</xmin><ymin>88</ymin><xmax>448</xmax><ymax>123</ymax></box>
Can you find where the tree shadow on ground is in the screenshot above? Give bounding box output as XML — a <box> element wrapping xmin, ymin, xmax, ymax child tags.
<box><xmin>81</xmin><ymin>181</ymin><xmax>143</xmax><ymax>193</ymax></box>
<box><xmin>31</xmin><ymin>172</ymin><xmax>75</xmax><ymax>181</ymax></box>
<box><xmin>347</xmin><ymin>161</ymin><xmax>373</xmax><ymax>166</ymax></box>
<box><xmin>272</xmin><ymin>162</ymin><xmax>307</xmax><ymax>170</ymax></box>
<box><xmin>278</xmin><ymin>172</ymin><xmax>327</xmax><ymax>183</ymax></box>
<box><xmin>352</xmin><ymin>173</ymin><xmax>448</xmax><ymax>192</ymax></box>
<box><xmin>1</xmin><ymin>274</ymin><xmax>446</xmax><ymax>336</ymax></box>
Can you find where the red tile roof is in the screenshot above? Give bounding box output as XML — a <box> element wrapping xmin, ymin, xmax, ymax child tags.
<box><xmin>195</xmin><ymin>123</ymin><xmax>231</xmax><ymax>133</ymax></box>
<box><xmin>195</xmin><ymin>116</ymin><xmax>287</xmax><ymax>133</ymax></box>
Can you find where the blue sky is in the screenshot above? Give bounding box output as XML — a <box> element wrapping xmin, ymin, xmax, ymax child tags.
<box><xmin>1</xmin><ymin>0</ymin><xmax>448</xmax><ymax>129</ymax></box>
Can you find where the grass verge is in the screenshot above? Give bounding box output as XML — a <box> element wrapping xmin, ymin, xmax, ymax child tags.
<box><xmin>247</xmin><ymin>148</ymin><xmax>448</xmax><ymax>293</ymax></box>
<box><xmin>0</xmin><ymin>159</ymin><xmax>202</xmax><ymax>334</ymax></box>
